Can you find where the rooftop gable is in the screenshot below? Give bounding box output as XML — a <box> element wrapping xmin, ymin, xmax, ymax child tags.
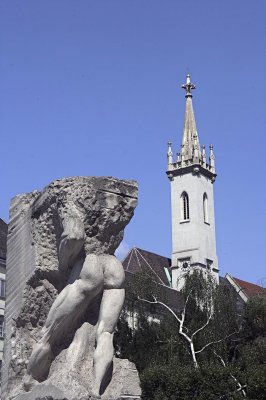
<box><xmin>233</xmin><ymin>276</ymin><xmax>265</xmax><ymax>298</ymax></box>
<box><xmin>225</xmin><ymin>273</ymin><xmax>264</xmax><ymax>302</ymax></box>
<box><xmin>122</xmin><ymin>247</ymin><xmax>171</xmax><ymax>286</ymax></box>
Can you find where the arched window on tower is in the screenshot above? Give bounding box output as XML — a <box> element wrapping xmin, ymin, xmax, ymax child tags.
<box><xmin>181</xmin><ymin>192</ymin><xmax>190</xmax><ymax>221</ymax></box>
<box><xmin>203</xmin><ymin>193</ymin><xmax>209</xmax><ymax>223</ymax></box>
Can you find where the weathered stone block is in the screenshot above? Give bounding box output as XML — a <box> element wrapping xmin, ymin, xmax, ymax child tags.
<box><xmin>2</xmin><ymin>177</ymin><xmax>140</xmax><ymax>400</ymax></box>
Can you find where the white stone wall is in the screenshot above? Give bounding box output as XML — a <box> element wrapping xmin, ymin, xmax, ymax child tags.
<box><xmin>170</xmin><ymin>172</ymin><xmax>219</xmax><ymax>289</ymax></box>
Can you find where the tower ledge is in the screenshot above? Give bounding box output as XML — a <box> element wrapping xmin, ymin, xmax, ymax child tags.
<box><xmin>167</xmin><ymin>161</ymin><xmax>216</xmax><ymax>182</ymax></box>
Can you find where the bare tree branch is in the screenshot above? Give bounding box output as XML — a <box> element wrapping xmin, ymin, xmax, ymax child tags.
<box><xmin>138</xmin><ymin>294</ymin><xmax>199</xmax><ymax>368</ymax></box>
<box><xmin>180</xmin><ymin>289</ymin><xmax>192</xmax><ymax>332</ymax></box>
<box><xmin>138</xmin><ymin>290</ymin><xmax>199</xmax><ymax>368</ymax></box>
<box><xmin>213</xmin><ymin>350</ymin><xmax>247</xmax><ymax>398</ymax></box>
<box><xmin>191</xmin><ymin>310</ymin><xmax>213</xmax><ymax>339</ymax></box>
<box><xmin>195</xmin><ymin>330</ymin><xmax>238</xmax><ymax>354</ymax></box>
<box><xmin>183</xmin><ymin>289</ymin><xmax>192</xmax><ymax>314</ymax></box>
<box><xmin>138</xmin><ymin>296</ymin><xmax>182</xmax><ymax>324</ymax></box>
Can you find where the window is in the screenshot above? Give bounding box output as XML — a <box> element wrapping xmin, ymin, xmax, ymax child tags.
<box><xmin>0</xmin><ymin>280</ymin><xmax>5</xmax><ymax>298</ymax></box>
<box><xmin>181</xmin><ymin>192</ymin><xmax>190</xmax><ymax>221</ymax></box>
<box><xmin>203</xmin><ymin>193</ymin><xmax>209</xmax><ymax>223</ymax></box>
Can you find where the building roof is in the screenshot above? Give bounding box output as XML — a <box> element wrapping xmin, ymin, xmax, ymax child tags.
<box><xmin>124</xmin><ymin>270</ymin><xmax>183</xmax><ymax>313</ymax></box>
<box><xmin>122</xmin><ymin>247</ymin><xmax>171</xmax><ymax>286</ymax></box>
<box><xmin>232</xmin><ymin>276</ymin><xmax>265</xmax><ymax>298</ymax></box>
<box><xmin>123</xmin><ymin>248</ymin><xmax>183</xmax><ymax>312</ymax></box>
<box><xmin>224</xmin><ymin>273</ymin><xmax>265</xmax><ymax>303</ymax></box>
<box><xmin>122</xmin><ymin>248</ymin><xmax>264</xmax><ymax>315</ymax></box>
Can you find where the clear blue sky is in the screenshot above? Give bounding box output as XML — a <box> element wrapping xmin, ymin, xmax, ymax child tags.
<box><xmin>1</xmin><ymin>1</ymin><xmax>266</xmax><ymax>284</ymax></box>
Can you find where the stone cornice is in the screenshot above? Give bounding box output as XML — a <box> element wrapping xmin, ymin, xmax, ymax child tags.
<box><xmin>166</xmin><ymin>163</ymin><xmax>217</xmax><ymax>182</ymax></box>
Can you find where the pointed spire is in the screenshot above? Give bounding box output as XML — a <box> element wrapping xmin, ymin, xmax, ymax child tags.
<box><xmin>181</xmin><ymin>74</ymin><xmax>201</xmax><ymax>161</ymax></box>
<box><xmin>166</xmin><ymin>75</ymin><xmax>217</xmax><ymax>182</ymax></box>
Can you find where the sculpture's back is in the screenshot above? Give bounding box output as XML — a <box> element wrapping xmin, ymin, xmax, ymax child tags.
<box><xmin>2</xmin><ymin>176</ymin><xmax>140</xmax><ymax>400</ymax></box>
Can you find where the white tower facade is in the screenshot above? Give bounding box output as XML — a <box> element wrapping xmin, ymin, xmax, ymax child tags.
<box><xmin>167</xmin><ymin>75</ymin><xmax>219</xmax><ymax>290</ymax></box>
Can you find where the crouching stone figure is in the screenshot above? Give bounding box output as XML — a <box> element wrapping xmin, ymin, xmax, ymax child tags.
<box><xmin>3</xmin><ymin>177</ymin><xmax>139</xmax><ymax>400</ymax></box>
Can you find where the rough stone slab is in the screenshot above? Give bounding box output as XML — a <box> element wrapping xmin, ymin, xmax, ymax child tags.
<box><xmin>2</xmin><ymin>177</ymin><xmax>139</xmax><ymax>400</ymax></box>
<box><xmin>43</xmin><ymin>322</ymin><xmax>141</xmax><ymax>400</ymax></box>
<box><xmin>14</xmin><ymin>390</ymin><xmax>141</xmax><ymax>400</ymax></box>
<box><xmin>10</xmin><ymin>383</ymin><xmax>70</xmax><ymax>400</ymax></box>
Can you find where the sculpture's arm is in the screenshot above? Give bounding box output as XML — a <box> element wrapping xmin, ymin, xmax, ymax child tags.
<box><xmin>58</xmin><ymin>213</ymin><xmax>85</xmax><ymax>274</ymax></box>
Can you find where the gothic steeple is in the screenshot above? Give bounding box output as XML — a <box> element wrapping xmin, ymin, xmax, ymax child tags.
<box><xmin>181</xmin><ymin>74</ymin><xmax>201</xmax><ymax>161</ymax></box>
<box><xmin>167</xmin><ymin>74</ymin><xmax>216</xmax><ymax>182</ymax></box>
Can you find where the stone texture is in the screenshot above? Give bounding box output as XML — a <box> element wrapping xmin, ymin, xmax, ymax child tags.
<box><xmin>47</xmin><ymin>323</ymin><xmax>141</xmax><ymax>400</ymax></box>
<box><xmin>13</xmin><ymin>323</ymin><xmax>141</xmax><ymax>400</ymax></box>
<box><xmin>2</xmin><ymin>177</ymin><xmax>140</xmax><ymax>400</ymax></box>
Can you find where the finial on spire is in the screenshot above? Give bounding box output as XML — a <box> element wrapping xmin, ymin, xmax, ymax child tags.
<box><xmin>202</xmin><ymin>145</ymin><xmax>206</xmax><ymax>165</ymax></box>
<box><xmin>182</xmin><ymin>74</ymin><xmax>196</xmax><ymax>97</ymax></box>
<box><xmin>209</xmin><ymin>144</ymin><xmax>215</xmax><ymax>172</ymax></box>
<box><xmin>167</xmin><ymin>141</ymin><xmax>173</xmax><ymax>166</ymax></box>
<box><xmin>193</xmin><ymin>134</ymin><xmax>200</xmax><ymax>159</ymax></box>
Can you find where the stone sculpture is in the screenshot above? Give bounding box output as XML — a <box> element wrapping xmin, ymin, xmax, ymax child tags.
<box><xmin>2</xmin><ymin>177</ymin><xmax>140</xmax><ymax>400</ymax></box>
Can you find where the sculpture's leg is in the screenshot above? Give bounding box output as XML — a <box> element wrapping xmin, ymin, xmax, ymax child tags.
<box><xmin>92</xmin><ymin>287</ymin><xmax>125</xmax><ymax>397</ymax></box>
<box><xmin>24</xmin><ymin>256</ymin><xmax>104</xmax><ymax>388</ymax></box>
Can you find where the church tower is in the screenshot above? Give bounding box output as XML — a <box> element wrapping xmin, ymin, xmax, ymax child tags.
<box><xmin>167</xmin><ymin>74</ymin><xmax>219</xmax><ymax>290</ymax></box>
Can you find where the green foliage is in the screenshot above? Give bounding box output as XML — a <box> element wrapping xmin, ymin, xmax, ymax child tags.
<box><xmin>245</xmin><ymin>365</ymin><xmax>266</xmax><ymax>400</ymax></box>
<box><xmin>179</xmin><ymin>270</ymin><xmax>240</xmax><ymax>365</ymax></box>
<box><xmin>115</xmin><ymin>271</ymin><xmax>266</xmax><ymax>398</ymax></box>
<box><xmin>115</xmin><ymin>312</ymin><xmax>187</xmax><ymax>372</ymax></box>
<box><xmin>182</xmin><ymin>270</ymin><xmax>239</xmax><ymax>333</ymax></box>
<box><xmin>243</xmin><ymin>292</ymin><xmax>266</xmax><ymax>339</ymax></box>
<box><xmin>141</xmin><ymin>364</ymin><xmax>244</xmax><ymax>400</ymax></box>
<box><xmin>238</xmin><ymin>337</ymin><xmax>266</xmax><ymax>368</ymax></box>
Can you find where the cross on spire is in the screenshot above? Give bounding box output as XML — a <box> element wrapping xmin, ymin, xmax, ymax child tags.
<box><xmin>182</xmin><ymin>73</ymin><xmax>196</xmax><ymax>97</ymax></box>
